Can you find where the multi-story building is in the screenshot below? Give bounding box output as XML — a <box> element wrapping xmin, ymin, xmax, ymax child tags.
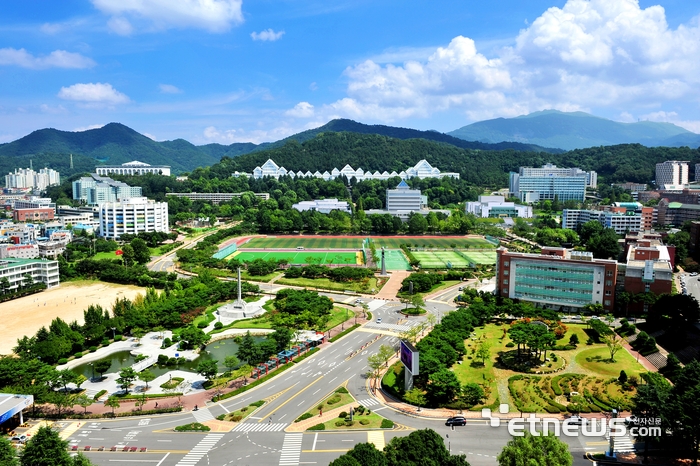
<box><xmin>4</xmin><ymin>168</ymin><xmax>60</xmax><ymax>191</ymax></box>
<box><xmin>0</xmin><ymin>258</ymin><xmax>59</xmax><ymax>291</ymax></box>
<box><xmin>13</xmin><ymin>208</ymin><xmax>54</xmax><ymax>222</ymax></box>
<box><xmin>655</xmin><ymin>160</ymin><xmax>689</xmax><ymax>189</ymax></box>
<box><xmin>656</xmin><ymin>200</ymin><xmax>700</xmax><ymax>225</ymax></box>
<box><xmin>250</xmin><ymin>159</ymin><xmax>459</xmax><ymax>181</ymax></box>
<box><xmin>292</xmin><ymin>199</ymin><xmax>351</xmax><ymax>214</ymax></box>
<box><xmin>614</xmin><ymin>182</ymin><xmax>648</xmax><ymax>192</ymax></box>
<box><xmin>562</xmin><ymin>204</ymin><xmax>653</xmax><ymax>234</ymax></box>
<box><xmin>496</xmin><ymin>247</ymin><xmax>618</xmax><ymax>312</ymax></box>
<box><xmin>696</xmin><ymin>164</ymin><xmax>700</xmax><ymax>183</ymax></box>
<box><xmin>14</xmin><ymin>197</ymin><xmax>55</xmax><ymax>211</ymax></box>
<box><xmin>0</xmin><ymin>243</ymin><xmax>39</xmax><ymax>260</ymax></box>
<box><xmin>386</xmin><ymin>180</ymin><xmax>423</xmax><ymax>212</ymax></box>
<box><xmin>72</xmin><ymin>175</ymin><xmax>142</xmax><ymax>205</ymax></box>
<box><xmin>618</xmin><ymin>237</ymin><xmax>674</xmax><ymax>313</ymax></box>
<box><xmin>37</xmin><ymin>241</ymin><xmax>66</xmax><ymax>259</ymax></box>
<box><xmin>98</xmin><ymin>197</ymin><xmax>169</xmax><ymax>240</ymax></box>
<box><xmin>509</xmin><ymin>164</ymin><xmax>594</xmax><ymax>203</ymax></box>
<box><xmin>165</xmin><ymin>192</ymin><xmax>270</xmax><ymax>205</ymax></box>
<box><xmin>465</xmin><ymin>195</ymin><xmax>532</xmax><ymax>218</ymax></box>
<box><xmin>95</xmin><ymin>160</ymin><xmax>171</xmax><ymax>177</ymax></box>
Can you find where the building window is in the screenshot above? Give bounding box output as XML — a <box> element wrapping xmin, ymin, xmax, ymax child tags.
<box><xmin>502</xmin><ymin>288</ymin><xmax>508</xmax><ymax>294</ymax></box>
<box><xmin>503</xmin><ymin>279</ymin><xmax>508</xmax><ymax>285</ymax></box>
<box><xmin>604</xmin><ymin>300</ymin><xmax>611</xmax><ymax>306</ymax></box>
<box><xmin>605</xmin><ymin>290</ymin><xmax>611</xmax><ymax>296</ymax></box>
<box><xmin>503</xmin><ymin>270</ymin><xmax>509</xmax><ymax>276</ymax></box>
<box><xmin>504</xmin><ymin>261</ymin><xmax>509</xmax><ymax>267</ymax></box>
<box><xmin>605</xmin><ymin>280</ymin><xmax>612</xmax><ymax>286</ymax></box>
<box><xmin>606</xmin><ymin>270</ymin><xmax>613</xmax><ymax>276</ymax></box>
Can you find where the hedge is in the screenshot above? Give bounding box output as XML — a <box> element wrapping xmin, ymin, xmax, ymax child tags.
<box><xmin>93</xmin><ymin>390</ymin><xmax>107</xmax><ymax>401</ymax></box>
<box><xmin>295</xmin><ymin>413</ymin><xmax>313</xmax><ymax>423</ymax></box>
<box><xmin>380</xmin><ymin>419</ymin><xmax>394</xmax><ymax>429</ymax></box>
<box><xmin>307</xmin><ymin>423</ymin><xmax>326</xmax><ymax>431</ymax></box>
<box><xmin>329</xmin><ymin>324</ymin><xmax>360</xmax><ymax>342</ymax></box>
<box><xmin>175</xmin><ymin>422</ymin><xmax>210</xmax><ymax>432</ymax></box>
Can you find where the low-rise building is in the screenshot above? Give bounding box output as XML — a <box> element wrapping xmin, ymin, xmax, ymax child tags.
<box><xmin>0</xmin><ymin>258</ymin><xmax>59</xmax><ymax>290</ymax></box>
<box><xmin>165</xmin><ymin>192</ymin><xmax>270</xmax><ymax>205</ymax></box>
<box><xmin>95</xmin><ymin>160</ymin><xmax>171</xmax><ymax>177</ymax></box>
<box><xmin>386</xmin><ymin>180</ymin><xmax>423</xmax><ymax>212</ymax></box>
<box><xmin>465</xmin><ymin>195</ymin><xmax>532</xmax><ymax>218</ymax></box>
<box><xmin>0</xmin><ymin>243</ymin><xmax>39</xmax><ymax>259</ymax></box>
<box><xmin>13</xmin><ymin>208</ymin><xmax>54</xmax><ymax>222</ymax></box>
<box><xmin>37</xmin><ymin>241</ymin><xmax>66</xmax><ymax>259</ymax></box>
<box><xmin>292</xmin><ymin>199</ymin><xmax>351</xmax><ymax>214</ymax></box>
<box><xmin>496</xmin><ymin>247</ymin><xmax>618</xmax><ymax>312</ymax></box>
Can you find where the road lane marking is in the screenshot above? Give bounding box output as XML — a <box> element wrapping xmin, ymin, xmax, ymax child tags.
<box><xmin>256</xmin><ymin>376</ymin><xmax>324</xmax><ymax>422</ymax></box>
<box><xmin>155</xmin><ymin>453</ymin><xmax>170</xmax><ymax>466</ymax></box>
<box><xmin>312</xmin><ymin>433</ymin><xmax>318</xmax><ymax>451</ymax></box>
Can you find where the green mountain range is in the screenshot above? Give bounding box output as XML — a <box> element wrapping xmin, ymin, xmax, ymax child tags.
<box><xmin>448</xmin><ymin>110</ymin><xmax>700</xmax><ymax>151</ymax></box>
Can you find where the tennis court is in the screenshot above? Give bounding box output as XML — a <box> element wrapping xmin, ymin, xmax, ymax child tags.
<box><xmin>230</xmin><ymin>250</ymin><xmax>360</xmax><ymax>265</ymax></box>
<box><xmin>373</xmin><ymin>236</ymin><xmax>495</xmax><ymax>249</ymax></box>
<box><xmin>462</xmin><ymin>251</ymin><xmax>497</xmax><ymax>265</ymax></box>
<box><xmin>412</xmin><ymin>251</ymin><xmax>472</xmax><ymax>269</ymax></box>
<box><xmin>380</xmin><ymin>249</ymin><xmax>411</xmax><ymax>270</ymax></box>
<box><xmin>239</xmin><ymin>236</ymin><xmax>363</xmax><ymax>249</ymax></box>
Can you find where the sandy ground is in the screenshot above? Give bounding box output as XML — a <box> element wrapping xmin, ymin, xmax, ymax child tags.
<box><xmin>0</xmin><ymin>281</ymin><xmax>146</xmax><ymax>356</ymax></box>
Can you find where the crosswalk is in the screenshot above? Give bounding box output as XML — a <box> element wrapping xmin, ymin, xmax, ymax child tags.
<box><xmin>366</xmin><ymin>321</ymin><xmax>419</xmax><ymax>333</ymax></box>
<box><xmin>604</xmin><ymin>428</ymin><xmax>636</xmax><ymax>453</ymax></box>
<box><xmin>175</xmin><ymin>433</ymin><xmax>224</xmax><ymax>465</ymax></box>
<box><xmin>191</xmin><ymin>407</ymin><xmax>214</xmax><ymax>423</ymax></box>
<box><xmin>232</xmin><ymin>422</ymin><xmax>288</xmax><ymax>432</ymax></box>
<box><xmin>279</xmin><ymin>433</ymin><xmax>303</xmax><ymax>466</ymax></box>
<box><xmin>357</xmin><ymin>398</ymin><xmax>380</xmax><ymax>408</ymax></box>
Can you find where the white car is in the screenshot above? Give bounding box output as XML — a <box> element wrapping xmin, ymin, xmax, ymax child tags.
<box><xmin>566</xmin><ymin>415</ymin><xmax>584</xmax><ymax>426</ymax></box>
<box><xmin>376</xmin><ymin>318</ymin><xmax>382</xmax><ymax>324</ymax></box>
<box><xmin>624</xmin><ymin>415</ymin><xmax>639</xmax><ymax>426</ymax></box>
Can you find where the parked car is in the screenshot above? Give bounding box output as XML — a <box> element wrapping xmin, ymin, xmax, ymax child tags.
<box><xmin>11</xmin><ymin>435</ymin><xmax>27</xmax><ymax>444</ymax></box>
<box><xmin>566</xmin><ymin>415</ymin><xmax>584</xmax><ymax>426</ymax></box>
<box><xmin>458</xmin><ymin>286</ymin><xmax>464</xmax><ymax>291</ymax></box>
<box><xmin>445</xmin><ymin>416</ymin><xmax>467</xmax><ymax>426</ymax></box>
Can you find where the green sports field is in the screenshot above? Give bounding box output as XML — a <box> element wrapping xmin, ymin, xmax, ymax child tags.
<box><xmin>230</xmin><ymin>250</ymin><xmax>360</xmax><ymax>265</ymax></box>
<box><xmin>373</xmin><ymin>236</ymin><xmax>495</xmax><ymax>249</ymax></box>
<box><xmin>461</xmin><ymin>251</ymin><xmax>497</xmax><ymax>265</ymax></box>
<box><xmin>239</xmin><ymin>236</ymin><xmax>363</xmax><ymax>249</ymax></box>
<box><xmin>412</xmin><ymin>251</ymin><xmax>472</xmax><ymax>269</ymax></box>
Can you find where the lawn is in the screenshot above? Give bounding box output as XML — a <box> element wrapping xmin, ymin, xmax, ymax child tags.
<box><xmin>315</xmin><ymin>409</ymin><xmax>389</xmax><ymax>430</ymax></box>
<box><xmin>221</xmin><ymin>400</ymin><xmax>265</xmax><ymax>423</ymax></box>
<box><xmin>412</xmin><ymin>251</ymin><xmax>471</xmax><ymax>268</ymax></box>
<box><xmin>575</xmin><ymin>346</ymin><xmax>646</xmax><ymax>378</ymax></box>
<box><xmin>276</xmin><ymin>276</ymin><xmax>378</xmax><ymax>294</ymax></box>
<box><xmin>240</xmin><ymin>236</ymin><xmax>364</xmax><ymax>249</ymax></box>
<box><xmin>190</xmin><ymin>266</ymin><xmax>280</xmax><ymax>283</ymax></box>
<box><xmin>323</xmin><ymin>307</ymin><xmax>356</xmax><ymax>331</ymax></box>
<box><xmin>231</xmin><ymin>250</ymin><xmax>360</xmax><ymax>265</ymax></box>
<box><xmin>92</xmin><ymin>251</ymin><xmax>121</xmax><ymax>261</ymax></box>
<box><xmin>374</xmin><ymin>236</ymin><xmax>495</xmax><ymax>249</ymax></box>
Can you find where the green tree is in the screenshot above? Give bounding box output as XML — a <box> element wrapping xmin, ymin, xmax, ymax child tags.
<box><xmin>120</xmin><ymin>244</ymin><xmax>135</xmax><ymax>267</ymax></box>
<box><xmin>104</xmin><ymin>397</ymin><xmax>120</xmax><ymax>416</ymax></box>
<box><xmin>404</xmin><ymin>388</ymin><xmax>426</xmax><ymax>407</ymax></box>
<box><xmin>0</xmin><ymin>435</ymin><xmax>18</xmax><ymax>466</ymax></box>
<box><xmin>138</xmin><ymin>369</ymin><xmax>156</xmax><ymax>389</ymax></box>
<box><xmin>407</xmin><ymin>212</ymin><xmax>428</xmax><ymax>234</ymax></box>
<box><xmin>130</xmin><ymin>238</ymin><xmax>151</xmax><ymax>265</ymax></box>
<box><xmin>94</xmin><ymin>360</ymin><xmax>112</xmax><ymax>378</ymax></box>
<box><xmin>0</xmin><ymin>277</ymin><xmax>10</xmax><ymax>295</ymax></box>
<box><xmin>71</xmin><ymin>453</ymin><xmax>96</xmax><ymax>466</ymax></box>
<box><xmin>197</xmin><ymin>360</ymin><xmax>219</xmax><ymax>382</ymax></box>
<box><xmin>329</xmin><ymin>456</ymin><xmax>361</xmax><ymax>466</ymax></box>
<box><xmin>568</xmin><ymin>334</ymin><xmax>579</xmax><ymax>346</ymax></box>
<box><xmin>603</xmin><ymin>333</ymin><xmax>624</xmax><ymax>362</ymax></box>
<box><xmin>475</xmin><ymin>342</ymin><xmax>490</xmax><ymax>365</ymax></box>
<box><xmin>74</xmin><ymin>393</ymin><xmax>93</xmax><ymax>414</ymax></box>
<box><xmin>426</xmin><ymin>368</ymin><xmax>461</xmax><ymax>405</ymax></box>
<box><xmin>497</xmin><ymin>432</ymin><xmax>572</xmax><ymax>466</ymax></box>
<box><xmin>20</xmin><ymin>425</ymin><xmax>72</xmax><ymax>466</ymax></box>
<box><xmin>459</xmin><ymin>383</ymin><xmax>485</xmax><ymax>408</ymax></box>
<box><xmin>22</xmin><ymin>273</ymin><xmax>33</xmax><ymax>288</ymax></box>
<box><xmin>116</xmin><ymin>367</ymin><xmax>138</xmax><ymax>394</ymax></box>
<box><xmin>237</xmin><ymin>331</ymin><xmax>259</xmax><ymax>364</ymax></box>
<box><xmin>178</xmin><ymin>326</ymin><xmax>211</xmax><ymax>350</ymax></box>
<box><xmin>223</xmin><ymin>355</ymin><xmax>240</xmax><ymax>373</ymax></box>
<box><xmin>586</xmin><ymin>227</ymin><xmax>621</xmax><ymax>259</ymax></box>
<box><xmin>345</xmin><ymin>442</ymin><xmax>388</xmax><ymax>466</ymax></box>
<box><xmin>384</xmin><ymin>429</ymin><xmax>470</xmax><ymax>466</ymax></box>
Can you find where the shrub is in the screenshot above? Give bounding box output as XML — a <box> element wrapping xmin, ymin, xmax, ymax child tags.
<box><xmin>214</xmin><ymin>322</ymin><xmax>223</xmax><ymax>329</ymax></box>
<box><xmin>335</xmin><ymin>420</ymin><xmax>346</xmax><ymax>427</ymax></box>
<box><xmin>174</xmin><ymin>422</ymin><xmax>210</xmax><ymax>432</ymax></box>
<box><xmin>308</xmin><ymin>423</ymin><xmax>325</xmax><ymax>431</ymax></box>
<box><xmin>161</xmin><ymin>338</ymin><xmax>172</xmax><ymax>348</ymax></box>
<box><xmin>231</xmin><ymin>414</ymin><xmax>243</xmax><ymax>422</ymax></box>
<box><xmin>505</xmin><ymin>342</ymin><xmax>515</xmax><ymax>348</ymax></box>
<box><xmin>216</xmin><ymin>414</ymin><xmax>225</xmax><ymax>421</ymax></box>
<box><xmin>89</xmin><ymin>346</ymin><xmax>98</xmax><ymax>352</ymax></box>
<box><xmin>114</xmin><ymin>335</ymin><xmax>123</xmax><ymax>341</ymax></box>
<box><xmin>250</xmin><ymin>400</ymin><xmax>265</xmax><ymax>407</ymax></box>
<box><xmin>360</xmin><ymin>419</ymin><xmax>370</xmax><ymax>425</ymax></box>
<box><xmin>345</xmin><ymin>420</ymin><xmax>355</xmax><ymax>427</ymax></box>
<box><xmin>157</xmin><ymin>354</ymin><xmax>169</xmax><ymax>365</ymax></box>
<box><xmin>339</xmin><ymin>412</ymin><xmax>348</xmax><ymax>419</ymax></box>
<box><xmin>295</xmin><ymin>413</ymin><xmax>313</xmax><ymax>423</ymax></box>
<box><xmin>326</xmin><ymin>396</ymin><xmax>341</xmax><ymax>405</ymax></box>
<box><xmin>335</xmin><ymin>387</ymin><xmax>349</xmax><ymax>394</ymax></box>
<box><xmin>240</xmin><ymin>406</ymin><xmax>248</xmax><ymax>412</ymax></box>
<box><xmin>93</xmin><ymin>390</ymin><xmax>107</xmax><ymax>401</ymax></box>
<box><xmin>74</xmin><ymin>352</ymin><xmax>83</xmax><ymax>358</ymax></box>
<box><xmin>101</xmin><ymin>338</ymin><xmax>110</xmax><ymax>346</ymax></box>
<box><xmin>380</xmin><ymin>419</ymin><xmax>394</xmax><ymax>429</ymax></box>
<box><xmin>58</xmin><ymin>358</ymin><xmax>68</xmax><ymax>365</ymax></box>
<box><xmin>197</xmin><ymin>321</ymin><xmax>208</xmax><ymax>329</ymax></box>
<box><xmin>167</xmin><ymin>357</ymin><xmax>178</xmax><ymax>366</ymax></box>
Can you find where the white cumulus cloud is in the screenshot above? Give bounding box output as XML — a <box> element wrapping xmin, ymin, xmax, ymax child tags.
<box><xmin>203</xmin><ymin>125</ymin><xmax>299</xmax><ymax>145</ymax></box>
<box><xmin>58</xmin><ymin>83</ymin><xmax>130</xmax><ymax>104</ymax></box>
<box><xmin>73</xmin><ymin>124</ymin><xmax>106</xmax><ymax>132</ymax></box>
<box><xmin>92</xmin><ymin>0</ymin><xmax>243</xmax><ymax>33</ymax></box>
<box><xmin>315</xmin><ymin>0</ymin><xmax>700</xmax><ymax>127</ymax></box>
<box><xmin>0</xmin><ymin>48</ymin><xmax>95</xmax><ymax>69</ymax></box>
<box><xmin>251</xmin><ymin>29</ymin><xmax>285</xmax><ymax>41</ymax></box>
<box><xmin>159</xmin><ymin>84</ymin><xmax>183</xmax><ymax>94</ymax></box>
<box><xmin>286</xmin><ymin>102</ymin><xmax>315</xmax><ymax>118</ymax></box>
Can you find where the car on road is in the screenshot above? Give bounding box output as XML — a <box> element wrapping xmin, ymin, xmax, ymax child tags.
<box><xmin>445</xmin><ymin>416</ymin><xmax>467</xmax><ymax>426</ymax></box>
<box><xmin>566</xmin><ymin>415</ymin><xmax>584</xmax><ymax>426</ymax></box>
<box><xmin>624</xmin><ymin>415</ymin><xmax>639</xmax><ymax>426</ymax></box>
<box><xmin>11</xmin><ymin>435</ymin><xmax>27</xmax><ymax>444</ymax></box>
<box><xmin>692</xmin><ymin>272</ymin><xmax>698</xmax><ymax>276</ymax></box>
<box><xmin>458</xmin><ymin>286</ymin><xmax>464</xmax><ymax>291</ymax></box>
<box><xmin>376</xmin><ymin>318</ymin><xmax>382</xmax><ymax>324</ymax></box>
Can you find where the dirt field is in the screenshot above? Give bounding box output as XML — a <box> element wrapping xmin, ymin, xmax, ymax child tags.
<box><xmin>0</xmin><ymin>281</ymin><xmax>146</xmax><ymax>356</ymax></box>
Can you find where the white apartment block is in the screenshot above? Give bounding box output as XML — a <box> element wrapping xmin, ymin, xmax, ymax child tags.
<box><xmin>509</xmin><ymin>164</ymin><xmax>595</xmax><ymax>203</ymax></box>
<box><xmin>95</xmin><ymin>160</ymin><xmax>171</xmax><ymax>177</ymax></box>
<box><xmin>0</xmin><ymin>244</ymin><xmax>39</xmax><ymax>260</ymax></box>
<box><xmin>656</xmin><ymin>161</ymin><xmax>689</xmax><ymax>189</ymax></box>
<box><xmin>251</xmin><ymin>159</ymin><xmax>459</xmax><ymax>181</ymax></box>
<box><xmin>386</xmin><ymin>180</ymin><xmax>423</xmax><ymax>212</ymax></box>
<box><xmin>4</xmin><ymin>168</ymin><xmax>60</xmax><ymax>191</ymax></box>
<box><xmin>0</xmin><ymin>258</ymin><xmax>60</xmax><ymax>290</ymax></box>
<box><xmin>98</xmin><ymin>197</ymin><xmax>169</xmax><ymax>240</ymax></box>
<box><xmin>466</xmin><ymin>196</ymin><xmax>533</xmax><ymax>218</ymax></box>
<box><xmin>292</xmin><ymin>199</ymin><xmax>351</xmax><ymax>214</ymax></box>
<box><xmin>72</xmin><ymin>174</ymin><xmax>142</xmax><ymax>205</ymax></box>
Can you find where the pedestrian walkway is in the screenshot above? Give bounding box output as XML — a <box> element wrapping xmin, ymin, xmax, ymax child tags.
<box><xmin>192</xmin><ymin>407</ymin><xmax>215</xmax><ymax>423</ymax></box>
<box><xmin>357</xmin><ymin>398</ymin><xmax>380</xmax><ymax>408</ymax></box>
<box><xmin>232</xmin><ymin>422</ymin><xmax>287</xmax><ymax>432</ymax></box>
<box><xmin>367</xmin><ymin>431</ymin><xmax>385</xmax><ymax>450</ymax></box>
<box><xmin>174</xmin><ymin>433</ymin><xmax>225</xmax><ymax>466</ymax></box>
<box><xmin>375</xmin><ymin>270</ymin><xmax>411</xmax><ymax>300</ymax></box>
<box><xmin>364</xmin><ymin>321</ymin><xmax>418</xmax><ymax>333</ymax></box>
<box><xmin>279</xmin><ymin>433</ymin><xmax>303</xmax><ymax>466</ymax></box>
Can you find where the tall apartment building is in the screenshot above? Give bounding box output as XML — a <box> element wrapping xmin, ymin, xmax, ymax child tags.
<box><xmin>509</xmin><ymin>164</ymin><xmax>595</xmax><ymax>203</ymax></box>
<box><xmin>95</xmin><ymin>160</ymin><xmax>171</xmax><ymax>177</ymax></box>
<box><xmin>0</xmin><ymin>258</ymin><xmax>59</xmax><ymax>291</ymax></box>
<box><xmin>496</xmin><ymin>247</ymin><xmax>618</xmax><ymax>312</ymax></box>
<box><xmin>98</xmin><ymin>197</ymin><xmax>169</xmax><ymax>240</ymax></box>
<box><xmin>655</xmin><ymin>160</ymin><xmax>689</xmax><ymax>189</ymax></box>
<box><xmin>386</xmin><ymin>180</ymin><xmax>423</xmax><ymax>212</ymax></box>
<box><xmin>4</xmin><ymin>168</ymin><xmax>60</xmax><ymax>191</ymax></box>
<box><xmin>72</xmin><ymin>174</ymin><xmax>142</xmax><ymax>205</ymax></box>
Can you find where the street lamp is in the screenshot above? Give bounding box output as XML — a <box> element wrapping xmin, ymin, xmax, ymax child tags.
<box><xmin>89</xmin><ymin>363</ymin><xmax>95</xmax><ymax>382</ymax></box>
<box><xmin>111</xmin><ymin>327</ymin><xmax>116</xmax><ymax>340</ymax></box>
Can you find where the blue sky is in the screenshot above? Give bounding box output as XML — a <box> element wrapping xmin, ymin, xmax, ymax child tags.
<box><xmin>1</xmin><ymin>0</ymin><xmax>700</xmax><ymax>144</ymax></box>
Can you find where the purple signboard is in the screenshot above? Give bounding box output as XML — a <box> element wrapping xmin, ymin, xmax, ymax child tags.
<box><xmin>400</xmin><ymin>339</ymin><xmax>419</xmax><ymax>375</ymax></box>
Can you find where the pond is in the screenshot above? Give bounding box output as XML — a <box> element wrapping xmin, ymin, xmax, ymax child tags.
<box><xmin>72</xmin><ymin>336</ymin><xmax>266</xmax><ymax>379</ymax></box>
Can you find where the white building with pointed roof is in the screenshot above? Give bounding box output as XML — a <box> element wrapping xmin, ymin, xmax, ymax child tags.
<box><xmin>95</xmin><ymin>161</ymin><xmax>171</xmax><ymax>176</ymax></box>
<box><xmin>250</xmin><ymin>159</ymin><xmax>459</xmax><ymax>180</ymax></box>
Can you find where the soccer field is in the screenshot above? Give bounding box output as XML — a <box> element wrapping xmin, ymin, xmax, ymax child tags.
<box><xmin>239</xmin><ymin>236</ymin><xmax>363</xmax><ymax>249</ymax></box>
<box><xmin>230</xmin><ymin>250</ymin><xmax>360</xmax><ymax>265</ymax></box>
<box><xmin>373</xmin><ymin>236</ymin><xmax>495</xmax><ymax>249</ymax></box>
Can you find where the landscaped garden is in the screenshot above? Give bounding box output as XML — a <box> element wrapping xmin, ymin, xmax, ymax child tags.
<box><xmin>300</xmin><ymin>386</ymin><xmax>395</xmax><ymax>431</ymax></box>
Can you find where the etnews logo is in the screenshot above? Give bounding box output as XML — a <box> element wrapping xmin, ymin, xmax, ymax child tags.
<box><xmin>482</xmin><ymin>404</ymin><xmax>661</xmax><ymax>438</ymax></box>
